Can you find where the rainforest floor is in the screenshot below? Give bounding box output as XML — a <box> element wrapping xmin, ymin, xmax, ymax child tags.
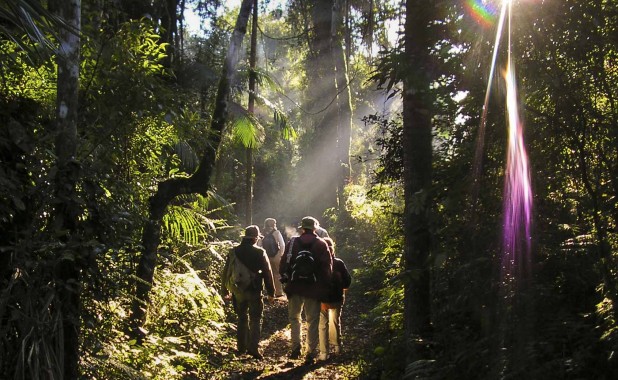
<box><xmin>211</xmin><ymin>262</ymin><xmax>375</xmax><ymax>379</ymax></box>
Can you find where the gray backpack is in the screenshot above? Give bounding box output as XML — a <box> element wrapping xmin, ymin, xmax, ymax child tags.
<box><xmin>226</xmin><ymin>249</ymin><xmax>256</xmax><ymax>293</ymax></box>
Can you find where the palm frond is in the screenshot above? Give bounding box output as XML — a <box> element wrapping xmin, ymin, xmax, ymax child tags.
<box><xmin>231</xmin><ymin>113</ymin><xmax>264</xmax><ymax>149</ymax></box>
<box><xmin>0</xmin><ymin>0</ymin><xmax>75</xmax><ymax>59</ymax></box>
<box><xmin>174</xmin><ymin>140</ymin><xmax>199</xmax><ymax>173</ymax></box>
<box><xmin>252</xmin><ymin>66</ymin><xmax>282</xmax><ymax>91</ymax></box>
<box><xmin>253</xmin><ymin>92</ymin><xmax>297</xmax><ymax>140</ymax></box>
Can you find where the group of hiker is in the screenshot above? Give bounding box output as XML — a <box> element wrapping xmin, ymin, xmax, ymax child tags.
<box><xmin>220</xmin><ymin>216</ymin><xmax>352</xmax><ymax>364</ymax></box>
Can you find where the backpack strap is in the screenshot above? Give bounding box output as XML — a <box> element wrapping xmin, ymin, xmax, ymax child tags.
<box><xmin>290</xmin><ymin>236</ymin><xmax>316</xmax><ymax>265</ymax></box>
<box><xmin>285</xmin><ymin>237</ymin><xmax>297</xmax><ymax>264</ymax></box>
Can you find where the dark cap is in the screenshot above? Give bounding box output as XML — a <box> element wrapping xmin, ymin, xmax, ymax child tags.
<box><xmin>244</xmin><ymin>225</ymin><xmax>263</xmax><ymax>239</ymax></box>
<box><xmin>298</xmin><ymin>216</ymin><xmax>317</xmax><ymax>230</ymax></box>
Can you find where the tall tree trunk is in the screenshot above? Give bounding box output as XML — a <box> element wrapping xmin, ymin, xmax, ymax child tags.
<box><xmin>403</xmin><ymin>0</ymin><xmax>435</xmax><ymax>363</ymax></box>
<box><xmin>130</xmin><ymin>0</ymin><xmax>255</xmax><ymax>339</ymax></box>
<box><xmin>161</xmin><ymin>0</ymin><xmax>179</xmax><ymax>68</ymax></box>
<box><xmin>297</xmin><ymin>0</ymin><xmax>338</xmax><ymax>218</ymax></box>
<box><xmin>122</xmin><ymin>0</ymin><xmax>152</xmax><ymax>20</ymax></box>
<box><xmin>53</xmin><ymin>0</ymin><xmax>82</xmax><ymax>377</ymax></box>
<box><xmin>245</xmin><ymin>0</ymin><xmax>258</xmax><ymax>226</ymax></box>
<box><xmin>332</xmin><ymin>0</ymin><xmax>352</xmax><ymax>212</ymax></box>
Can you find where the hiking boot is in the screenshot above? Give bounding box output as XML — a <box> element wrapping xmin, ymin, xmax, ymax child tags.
<box><xmin>304</xmin><ymin>353</ymin><xmax>316</xmax><ymax>365</ymax></box>
<box><xmin>248</xmin><ymin>350</ymin><xmax>263</xmax><ymax>360</ymax></box>
<box><xmin>289</xmin><ymin>347</ymin><xmax>301</xmax><ymax>359</ymax></box>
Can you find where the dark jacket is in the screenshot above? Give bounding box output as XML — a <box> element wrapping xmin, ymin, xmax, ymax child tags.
<box><xmin>325</xmin><ymin>257</ymin><xmax>351</xmax><ymax>303</ymax></box>
<box><xmin>279</xmin><ymin>231</ymin><xmax>332</xmax><ymax>300</ymax></box>
<box><xmin>222</xmin><ymin>238</ymin><xmax>275</xmax><ymax>297</ymax></box>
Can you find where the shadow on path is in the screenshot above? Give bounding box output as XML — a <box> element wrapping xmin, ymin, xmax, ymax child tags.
<box><xmin>218</xmin><ymin>258</ymin><xmax>371</xmax><ymax>380</ymax></box>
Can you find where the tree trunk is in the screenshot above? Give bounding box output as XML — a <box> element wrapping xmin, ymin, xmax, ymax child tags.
<box><xmin>245</xmin><ymin>0</ymin><xmax>258</xmax><ymax>226</ymax></box>
<box><xmin>297</xmin><ymin>0</ymin><xmax>338</xmax><ymax>217</ymax></box>
<box><xmin>53</xmin><ymin>0</ymin><xmax>82</xmax><ymax>377</ymax></box>
<box><xmin>161</xmin><ymin>0</ymin><xmax>179</xmax><ymax>68</ymax></box>
<box><xmin>122</xmin><ymin>0</ymin><xmax>152</xmax><ymax>20</ymax></box>
<box><xmin>130</xmin><ymin>0</ymin><xmax>255</xmax><ymax>339</ymax></box>
<box><xmin>332</xmin><ymin>0</ymin><xmax>352</xmax><ymax>212</ymax></box>
<box><xmin>403</xmin><ymin>0</ymin><xmax>435</xmax><ymax>363</ymax></box>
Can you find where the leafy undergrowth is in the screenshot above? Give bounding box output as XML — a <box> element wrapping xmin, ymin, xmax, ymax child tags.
<box><xmin>208</xmin><ymin>276</ymin><xmax>373</xmax><ymax>379</ymax></box>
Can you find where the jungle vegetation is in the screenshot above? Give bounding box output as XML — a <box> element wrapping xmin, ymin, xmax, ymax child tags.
<box><xmin>0</xmin><ymin>0</ymin><xmax>616</xmax><ymax>378</ymax></box>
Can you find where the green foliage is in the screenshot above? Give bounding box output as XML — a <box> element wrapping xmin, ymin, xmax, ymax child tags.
<box><xmin>0</xmin><ymin>40</ymin><xmax>56</xmax><ymax>102</ymax></box>
<box><xmin>82</xmin><ymin>247</ymin><xmax>230</xmax><ymax>380</ymax></box>
<box><xmin>597</xmin><ymin>296</ymin><xmax>617</xmax><ymax>347</ymax></box>
<box><xmin>1</xmin><ymin>270</ymin><xmax>63</xmax><ymax>380</ymax></box>
<box><xmin>148</xmin><ymin>261</ymin><xmax>225</xmax><ymax>341</ymax></box>
<box><xmin>326</xmin><ymin>183</ymin><xmax>407</xmax><ymax>377</ymax></box>
<box><xmin>0</xmin><ymin>0</ymin><xmax>68</xmax><ymax>59</ymax></box>
<box><xmin>2</xmin><ymin>1</ymin><xmax>618</xmax><ymax>378</ymax></box>
<box><xmin>231</xmin><ymin>113</ymin><xmax>264</xmax><ymax>149</ymax></box>
<box><xmin>362</xmin><ymin>113</ymin><xmax>403</xmax><ymax>184</ymax></box>
<box><xmin>1</xmin><ymin>9</ymin><xmax>233</xmax><ymax>378</ymax></box>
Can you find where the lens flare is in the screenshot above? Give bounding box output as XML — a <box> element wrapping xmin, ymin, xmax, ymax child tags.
<box><xmin>473</xmin><ymin>0</ymin><xmax>533</xmax><ymax>278</ymax></box>
<box><xmin>472</xmin><ymin>1</ymin><xmax>508</xmax><ymax>199</ymax></box>
<box><xmin>502</xmin><ymin>60</ymin><xmax>533</xmax><ymax>276</ymax></box>
<box><xmin>466</xmin><ymin>0</ymin><xmax>499</xmax><ymax>28</ymax></box>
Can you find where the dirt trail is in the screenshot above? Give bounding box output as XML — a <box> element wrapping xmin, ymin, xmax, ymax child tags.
<box><xmin>216</xmin><ymin>270</ymin><xmax>372</xmax><ymax>380</ymax></box>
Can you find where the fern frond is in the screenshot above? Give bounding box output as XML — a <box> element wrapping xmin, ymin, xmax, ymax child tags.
<box><xmin>163</xmin><ymin>205</ymin><xmax>207</xmax><ymax>245</ymax></box>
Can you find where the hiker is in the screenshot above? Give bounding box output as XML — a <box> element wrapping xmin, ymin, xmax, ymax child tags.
<box><xmin>258</xmin><ymin>218</ymin><xmax>286</xmax><ymax>298</ymax></box>
<box><xmin>280</xmin><ymin>216</ymin><xmax>332</xmax><ymax>363</ymax></box>
<box><xmin>319</xmin><ymin>237</ymin><xmax>351</xmax><ymax>359</ymax></box>
<box><xmin>221</xmin><ymin>225</ymin><xmax>275</xmax><ymax>359</ymax></box>
<box><xmin>315</xmin><ymin>220</ymin><xmax>330</xmax><ymax>238</ymax></box>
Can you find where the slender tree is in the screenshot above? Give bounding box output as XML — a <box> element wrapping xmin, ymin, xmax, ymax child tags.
<box><xmin>332</xmin><ymin>0</ymin><xmax>353</xmax><ymax>212</ymax></box>
<box><xmin>52</xmin><ymin>0</ymin><xmax>82</xmax><ymax>377</ymax></box>
<box><xmin>130</xmin><ymin>0</ymin><xmax>255</xmax><ymax>338</ymax></box>
<box><xmin>303</xmin><ymin>0</ymin><xmax>339</xmax><ymax>216</ymax></box>
<box><xmin>245</xmin><ymin>0</ymin><xmax>258</xmax><ymax>225</ymax></box>
<box><xmin>161</xmin><ymin>0</ymin><xmax>180</xmax><ymax>68</ymax></box>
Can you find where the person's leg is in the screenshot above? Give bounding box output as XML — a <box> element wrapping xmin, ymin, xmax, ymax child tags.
<box><xmin>288</xmin><ymin>294</ymin><xmax>303</xmax><ymax>357</ymax></box>
<box><xmin>270</xmin><ymin>256</ymin><xmax>283</xmax><ymax>296</ymax></box>
<box><xmin>247</xmin><ymin>292</ymin><xmax>264</xmax><ymax>357</ymax></box>
<box><xmin>319</xmin><ymin>304</ymin><xmax>329</xmax><ymax>359</ymax></box>
<box><xmin>304</xmin><ymin>297</ymin><xmax>321</xmax><ymax>358</ymax></box>
<box><xmin>235</xmin><ymin>293</ymin><xmax>249</xmax><ymax>353</ymax></box>
<box><xmin>330</xmin><ymin>303</ymin><xmax>343</xmax><ymax>353</ymax></box>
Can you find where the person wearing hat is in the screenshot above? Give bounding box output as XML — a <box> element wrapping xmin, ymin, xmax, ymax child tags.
<box><xmin>258</xmin><ymin>218</ymin><xmax>286</xmax><ymax>297</ymax></box>
<box><xmin>314</xmin><ymin>220</ymin><xmax>330</xmax><ymax>239</ymax></box>
<box><xmin>319</xmin><ymin>237</ymin><xmax>351</xmax><ymax>359</ymax></box>
<box><xmin>279</xmin><ymin>216</ymin><xmax>332</xmax><ymax>363</ymax></box>
<box><xmin>221</xmin><ymin>225</ymin><xmax>275</xmax><ymax>359</ymax></box>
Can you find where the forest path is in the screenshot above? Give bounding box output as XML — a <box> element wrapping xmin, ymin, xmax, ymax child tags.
<box><xmin>215</xmin><ymin>259</ymin><xmax>373</xmax><ymax>379</ymax></box>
